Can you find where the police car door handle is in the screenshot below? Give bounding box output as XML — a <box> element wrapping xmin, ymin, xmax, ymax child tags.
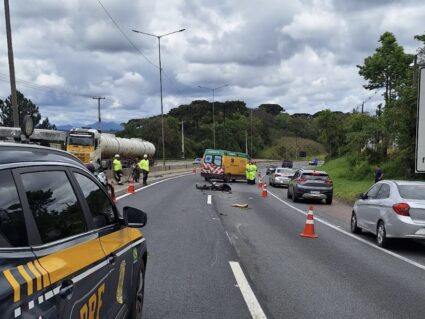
<box><xmin>108</xmin><ymin>253</ymin><xmax>117</xmax><ymax>265</ymax></box>
<box><xmin>59</xmin><ymin>280</ymin><xmax>74</xmax><ymax>299</ymax></box>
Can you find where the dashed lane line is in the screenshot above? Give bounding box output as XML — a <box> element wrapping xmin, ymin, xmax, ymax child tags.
<box><xmin>229</xmin><ymin>261</ymin><xmax>267</xmax><ymax>319</ymax></box>
<box><xmin>207</xmin><ymin>195</ymin><xmax>212</xmax><ymax>205</ymax></box>
<box><xmin>268</xmin><ymin>190</ymin><xmax>425</xmax><ymax>272</ymax></box>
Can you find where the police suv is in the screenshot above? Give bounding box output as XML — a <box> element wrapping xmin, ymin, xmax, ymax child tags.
<box><xmin>0</xmin><ymin>143</ymin><xmax>147</xmax><ymax>318</ymax></box>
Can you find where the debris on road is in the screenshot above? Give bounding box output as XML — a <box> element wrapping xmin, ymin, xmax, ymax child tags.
<box><xmin>231</xmin><ymin>203</ymin><xmax>249</xmax><ymax>209</ymax></box>
<box><xmin>196</xmin><ymin>182</ymin><xmax>232</xmax><ymax>193</ymax></box>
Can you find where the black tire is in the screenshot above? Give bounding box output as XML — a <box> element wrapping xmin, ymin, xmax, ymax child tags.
<box><xmin>326</xmin><ymin>196</ymin><xmax>333</xmax><ymax>205</ymax></box>
<box><xmin>350</xmin><ymin>212</ymin><xmax>362</xmax><ymax>234</ymax></box>
<box><xmin>292</xmin><ymin>191</ymin><xmax>299</xmax><ymax>202</ymax></box>
<box><xmin>377</xmin><ymin>221</ymin><xmax>389</xmax><ymax>248</ymax></box>
<box><xmin>232</xmin><ymin>179</ymin><xmax>236</xmax><ymax>182</ymax></box>
<box><xmin>130</xmin><ymin>262</ymin><xmax>146</xmax><ymax>319</ymax></box>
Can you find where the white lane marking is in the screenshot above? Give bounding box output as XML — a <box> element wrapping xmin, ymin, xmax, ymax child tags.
<box><xmin>207</xmin><ymin>195</ymin><xmax>212</xmax><ymax>205</ymax></box>
<box><xmin>268</xmin><ymin>190</ymin><xmax>425</xmax><ymax>272</ymax></box>
<box><xmin>116</xmin><ymin>173</ymin><xmax>194</xmax><ymax>200</ymax></box>
<box><xmin>229</xmin><ymin>261</ymin><xmax>267</xmax><ymax>319</ymax></box>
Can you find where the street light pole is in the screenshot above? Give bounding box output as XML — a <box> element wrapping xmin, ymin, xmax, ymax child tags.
<box><xmin>92</xmin><ymin>96</ymin><xmax>105</xmax><ymax>131</ymax></box>
<box><xmin>198</xmin><ymin>84</ymin><xmax>228</xmax><ymax>149</ymax></box>
<box><xmin>132</xmin><ymin>28</ymin><xmax>185</xmax><ymax>168</ymax></box>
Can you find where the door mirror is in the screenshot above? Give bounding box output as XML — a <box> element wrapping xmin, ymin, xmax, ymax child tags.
<box><xmin>123</xmin><ymin>206</ymin><xmax>147</xmax><ymax>228</ymax></box>
<box><xmin>357</xmin><ymin>192</ymin><xmax>367</xmax><ymax>200</ymax></box>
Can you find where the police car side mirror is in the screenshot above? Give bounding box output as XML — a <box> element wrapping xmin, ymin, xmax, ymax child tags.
<box><xmin>123</xmin><ymin>206</ymin><xmax>147</xmax><ymax>228</ymax></box>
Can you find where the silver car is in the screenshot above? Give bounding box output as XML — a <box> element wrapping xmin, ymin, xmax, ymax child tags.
<box><xmin>351</xmin><ymin>180</ymin><xmax>425</xmax><ymax>248</ymax></box>
<box><xmin>269</xmin><ymin>168</ymin><xmax>294</xmax><ymax>187</ymax></box>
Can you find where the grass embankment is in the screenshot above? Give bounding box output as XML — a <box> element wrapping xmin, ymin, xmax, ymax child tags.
<box><xmin>319</xmin><ymin>157</ymin><xmax>374</xmax><ymax>205</ymax></box>
<box><xmin>259</xmin><ymin>136</ymin><xmax>326</xmax><ymax>160</ymax></box>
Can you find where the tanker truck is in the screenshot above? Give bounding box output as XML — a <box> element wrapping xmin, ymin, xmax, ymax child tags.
<box><xmin>66</xmin><ymin>127</ymin><xmax>155</xmax><ymax>165</ymax></box>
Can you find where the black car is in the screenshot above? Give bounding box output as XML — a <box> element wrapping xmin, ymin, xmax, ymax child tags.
<box><xmin>287</xmin><ymin>168</ymin><xmax>333</xmax><ymax>204</ymax></box>
<box><xmin>0</xmin><ymin>143</ymin><xmax>147</xmax><ymax>318</ymax></box>
<box><xmin>266</xmin><ymin>165</ymin><xmax>277</xmax><ymax>175</ymax></box>
<box><xmin>281</xmin><ymin>159</ymin><xmax>293</xmax><ymax>168</ymax></box>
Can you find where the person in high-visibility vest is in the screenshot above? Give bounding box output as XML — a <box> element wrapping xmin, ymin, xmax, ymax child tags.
<box><xmin>113</xmin><ymin>154</ymin><xmax>123</xmax><ymax>185</ymax></box>
<box><xmin>251</xmin><ymin>160</ymin><xmax>257</xmax><ymax>185</ymax></box>
<box><xmin>138</xmin><ymin>154</ymin><xmax>150</xmax><ymax>186</ymax></box>
<box><xmin>246</xmin><ymin>160</ymin><xmax>251</xmax><ymax>184</ymax></box>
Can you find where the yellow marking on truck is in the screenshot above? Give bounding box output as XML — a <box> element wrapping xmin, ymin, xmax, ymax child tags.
<box><xmin>3</xmin><ymin>269</ymin><xmax>20</xmax><ymax>302</ymax></box>
<box><xmin>27</xmin><ymin>262</ymin><xmax>42</xmax><ymax>291</ymax></box>
<box><xmin>17</xmin><ymin>265</ymin><xmax>33</xmax><ymax>296</ymax></box>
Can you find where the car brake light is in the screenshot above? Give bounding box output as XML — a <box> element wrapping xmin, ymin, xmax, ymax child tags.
<box><xmin>296</xmin><ymin>178</ymin><xmax>305</xmax><ymax>183</ymax></box>
<box><xmin>325</xmin><ymin>179</ymin><xmax>333</xmax><ymax>185</ymax></box>
<box><xmin>392</xmin><ymin>203</ymin><xmax>410</xmax><ymax>216</ymax></box>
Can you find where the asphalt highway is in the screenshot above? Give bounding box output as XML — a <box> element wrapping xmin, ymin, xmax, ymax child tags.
<box><xmin>116</xmin><ymin>167</ymin><xmax>425</xmax><ymax>319</ymax></box>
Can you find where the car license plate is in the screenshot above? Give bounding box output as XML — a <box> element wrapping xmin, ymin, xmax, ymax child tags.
<box><xmin>310</xmin><ymin>191</ymin><xmax>320</xmax><ymax>194</ymax></box>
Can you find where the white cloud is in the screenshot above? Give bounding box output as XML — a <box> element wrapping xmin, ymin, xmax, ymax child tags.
<box><xmin>0</xmin><ymin>0</ymin><xmax>422</xmax><ymax>125</ymax></box>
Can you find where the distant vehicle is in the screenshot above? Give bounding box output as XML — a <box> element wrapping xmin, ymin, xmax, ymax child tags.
<box><xmin>67</xmin><ymin>127</ymin><xmax>155</xmax><ymax>165</ymax></box>
<box><xmin>309</xmin><ymin>158</ymin><xmax>319</xmax><ymax>166</ymax></box>
<box><xmin>287</xmin><ymin>169</ymin><xmax>333</xmax><ymax>204</ymax></box>
<box><xmin>281</xmin><ymin>159</ymin><xmax>293</xmax><ymax>168</ymax></box>
<box><xmin>193</xmin><ymin>157</ymin><xmax>202</xmax><ymax>165</ymax></box>
<box><xmin>351</xmin><ymin>180</ymin><xmax>425</xmax><ymax>248</ymax></box>
<box><xmin>269</xmin><ymin>168</ymin><xmax>294</xmax><ymax>187</ymax></box>
<box><xmin>266</xmin><ymin>165</ymin><xmax>277</xmax><ymax>175</ymax></box>
<box><xmin>201</xmin><ymin>149</ymin><xmax>248</xmax><ymax>182</ymax></box>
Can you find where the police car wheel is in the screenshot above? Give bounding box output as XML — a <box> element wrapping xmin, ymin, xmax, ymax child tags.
<box><xmin>130</xmin><ymin>262</ymin><xmax>146</xmax><ymax>319</ymax></box>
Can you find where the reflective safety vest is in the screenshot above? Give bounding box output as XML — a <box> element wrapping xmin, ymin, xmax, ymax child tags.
<box><xmin>251</xmin><ymin>164</ymin><xmax>257</xmax><ymax>179</ymax></box>
<box><xmin>139</xmin><ymin>159</ymin><xmax>150</xmax><ymax>172</ymax></box>
<box><xmin>246</xmin><ymin>164</ymin><xmax>250</xmax><ymax>179</ymax></box>
<box><xmin>113</xmin><ymin>159</ymin><xmax>122</xmax><ymax>171</ymax></box>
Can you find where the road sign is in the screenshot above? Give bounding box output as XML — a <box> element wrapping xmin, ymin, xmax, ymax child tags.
<box><xmin>416</xmin><ymin>67</ymin><xmax>425</xmax><ymax>172</ymax></box>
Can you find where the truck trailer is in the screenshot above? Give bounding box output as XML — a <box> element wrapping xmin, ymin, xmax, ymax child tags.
<box><xmin>66</xmin><ymin>127</ymin><xmax>156</xmax><ymax>164</ymax></box>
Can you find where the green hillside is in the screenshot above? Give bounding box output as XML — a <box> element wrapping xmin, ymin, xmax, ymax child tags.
<box><xmin>259</xmin><ymin>136</ymin><xmax>326</xmax><ymax>160</ymax></box>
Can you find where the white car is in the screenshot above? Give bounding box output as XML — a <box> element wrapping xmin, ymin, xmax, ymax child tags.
<box><xmin>269</xmin><ymin>168</ymin><xmax>295</xmax><ymax>187</ymax></box>
<box><xmin>351</xmin><ymin>180</ymin><xmax>425</xmax><ymax>248</ymax></box>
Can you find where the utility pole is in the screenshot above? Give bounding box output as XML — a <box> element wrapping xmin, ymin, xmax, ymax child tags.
<box><xmin>245</xmin><ymin>130</ymin><xmax>248</xmax><ymax>154</ymax></box>
<box><xmin>181</xmin><ymin>120</ymin><xmax>185</xmax><ymax>159</ymax></box>
<box><xmin>250</xmin><ymin>109</ymin><xmax>253</xmax><ymax>157</ymax></box>
<box><xmin>92</xmin><ymin>96</ymin><xmax>105</xmax><ymax>131</ymax></box>
<box><xmin>361</xmin><ymin>102</ymin><xmax>364</xmax><ymax>114</ymax></box>
<box><xmin>4</xmin><ymin>0</ymin><xmax>19</xmax><ymax>127</ymax></box>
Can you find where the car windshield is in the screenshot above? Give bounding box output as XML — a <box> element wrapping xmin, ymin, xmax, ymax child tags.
<box><xmin>398</xmin><ymin>184</ymin><xmax>425</xmax><ymax>200</ymax></box>
<box><xmin>276</xmin><ymin>168</ymin><xmax>294</xmax><ymax>175</ymax></box>
<box><xmin>302</xmin><ymin>172</ymin><xmax>329</xmax><ymax>180</ymax></box>
<box><xmin>68</xmin><ymin>135</ymin><xmax>94</xmax><ymax>146</ymax></box>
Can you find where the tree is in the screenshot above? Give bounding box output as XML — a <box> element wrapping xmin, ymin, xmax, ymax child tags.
<box><xmin>258</xmin><ymin>104</ymin><xmax>284</xmax><ymax>116</ymax></box>
<box><xmin>357</xmin><ymin>32</ymin><xmax>413</xmax><ymax>104</ymax></box>
<box><xmin>0</xmin><ymin>91</ymin><xmax>41</xmax><ymax>126</ymax></box>
<box><xmin>37</xmin><ymin>117</ymin><xmax>56</xmax><ymax>130</ymax></box>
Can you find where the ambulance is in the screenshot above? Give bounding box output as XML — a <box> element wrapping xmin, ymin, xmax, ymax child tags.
<box><xmin>201</xmin><ymin>149</ymin><xmax>249</xmax><ymax>182</ymax></box>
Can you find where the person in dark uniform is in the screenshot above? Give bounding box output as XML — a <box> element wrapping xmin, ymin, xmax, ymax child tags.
<box><xmin>374</xmin><ymin>164</ymin><xmax>384</xmax><ymax>183</ymax></box>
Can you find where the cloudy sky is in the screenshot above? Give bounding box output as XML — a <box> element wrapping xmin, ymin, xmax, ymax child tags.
<box><xmin>0</xmin><ymin>0</ymin><xmax>424</xmax><ymax>126</ymax></box>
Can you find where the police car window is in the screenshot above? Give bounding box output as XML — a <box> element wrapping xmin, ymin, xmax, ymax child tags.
<box><xmin>74</xmin><ymin>173</ymin><xmax>117</xmax><ymax>228</ymax></box>
<box><xmin>204</xmin><ymin>155</ymin><xmax>213</xmax><ymax>163</ymax></box>
<box><xmin>213</xmin><ymin>155</ymin><xmax>222</xmax><ymax>166</ymax></box>
<box><xmin>0</xmin><ymin>170</ymin><xmax>28</xmax><ymax>247</ymax></box>
<box><xmin>21</xmin><ymin>171</ymin><xmax>87</xmax><ymax>244</ymax></box>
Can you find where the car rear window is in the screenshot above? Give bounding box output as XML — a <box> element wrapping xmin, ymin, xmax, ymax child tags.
<box><xmin>398</xmin><ymin>184</ymin><xmax>425</xmax><ymax>200</ymax></box>
<box><xmin>276</xmin><ymin>168</ymin><xmax>294</xmax><ymax>175</ymax></box>
<box><xmin>302</xmin><ymin>173</ymin><xmax>329</xmax><ymax>180</ymax></box>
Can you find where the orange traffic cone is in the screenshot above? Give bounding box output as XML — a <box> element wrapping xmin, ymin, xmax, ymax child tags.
<box><xmin>262</xmin><ymin>184</ymin><xmax>268</xmax><ymax>198</ymax></box>
<box><xmin>127</xmin><ymin>176</ymin><xmax>135</xmax><ymax>194</ymax></box>
<box><xmin>300</xmin><ymin>207</ymin><xmax>318</xmax><ymax>238</ymax></box>
<box><xmin>258</xmin><ymin>179</ymin><xmax>263</xmax><ymax>189</ymax></box>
